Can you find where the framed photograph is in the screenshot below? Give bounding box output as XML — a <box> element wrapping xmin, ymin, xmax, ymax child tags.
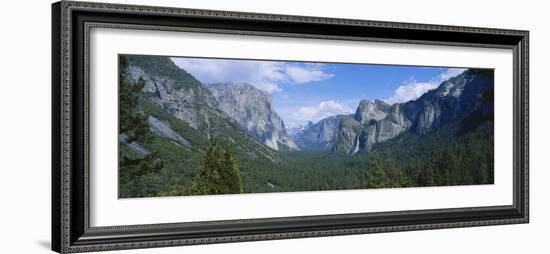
<box><xmin>52</xmin><ymin>1</ymin><xmax>529</xmax><ymax>253</ymax></box>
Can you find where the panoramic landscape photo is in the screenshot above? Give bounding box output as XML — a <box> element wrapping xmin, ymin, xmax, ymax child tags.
<box><xmin>118</xmin><ymin>54</ymin><xmax>494</xmax><ymax>198</ymax></box>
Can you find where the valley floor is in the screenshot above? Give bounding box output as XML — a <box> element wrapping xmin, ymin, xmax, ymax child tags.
<box><xmin>120</xmin><ymin>121</ymin><xmax>493</xmax><ymax>198</ymax></box>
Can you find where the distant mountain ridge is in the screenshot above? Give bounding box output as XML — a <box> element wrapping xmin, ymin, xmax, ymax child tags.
<box><xmin>288</xmin><ymin>69</ymin><xmax>493</xmax><ymax>154</ymax></box>
<box><xmin>286</xmin><ymin>121</ymin><xmax>313</xmax><ymax>139</ymax></box>
<box><xmin>330</xmin><ymin>69</ymin><xmax>494</xmax><ymax>154</ymax></box>
<box><xmin>293</xmin><ymin>115</ymin><xmax>344</xmax><ymax>151</ymax></box>
<box><xmin>127</xmin><ymin>55</ymin><xmax>492</xmax><ymax>158</ymax></box>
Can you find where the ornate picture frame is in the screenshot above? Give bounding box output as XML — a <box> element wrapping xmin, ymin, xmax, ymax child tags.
<box><xmin>52</xmin><ymin>1</ymin><xmax>529</xmax><ymax>253</ymax></box>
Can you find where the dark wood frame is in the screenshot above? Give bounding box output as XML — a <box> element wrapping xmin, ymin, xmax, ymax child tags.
<box><xmin>52</xmin><ymin>1</ymin><xmax>529</xmax><ymax>253</ymax></box>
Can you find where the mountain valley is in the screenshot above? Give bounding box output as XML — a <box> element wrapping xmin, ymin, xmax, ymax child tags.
<box><xmin>118</xmin><ymin>55</ymin><xmax>495</xmax><ymax>198</ymax></box>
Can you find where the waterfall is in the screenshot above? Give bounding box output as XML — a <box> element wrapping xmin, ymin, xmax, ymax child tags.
<box><xmin>351</xmin><ymin>135</ymin><xmax>360</xmax><ymax>155</ymax></box>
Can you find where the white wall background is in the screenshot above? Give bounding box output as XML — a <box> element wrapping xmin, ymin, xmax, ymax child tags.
<box><xmin>0</xmin><ymin>0</ymin><xmax>547</xmax><ymax>253</ymax></box>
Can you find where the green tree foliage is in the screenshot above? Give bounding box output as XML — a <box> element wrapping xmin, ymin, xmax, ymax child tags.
<box><xmin>191</xmin><ymin>139</ymin><xmax>243</xmax><ymax>195</ymax></box>
<box><xmin>365</xmin><ymin>153</ymin><xmax>388</xmax><ymax>188</ymax></box>
<box><xmin>363</xmin><ymin>153</ymin><xmax>411</xmax><ymax>189</ymax></box>
<box><xmin>120</xmin><ymin>152</ymin><xmax>163</xmax><ymax>177</ymax></box>
<box><xmin>118</xmin><ymin>55</ymin><xmax>163</xmax><ymax>197</ymax></box>
<box><xmin>119</xmin><ymin>151</ymin><xmax>164</xmax><ymax>197</ymax></box>
<box><xmin>220</xmin><ymin>146</ymin><xmax>244</xmax><ymax>193</ymax></box>
<box><xmin>385</xmin><ymin>157</ymin><xmax>410</xmax><ymax>187</ymax></box>
<box><xmin>395</xmin><ymin>123</ymin><xmax>494</xmax><ymax>188</ymax></box>
<box><xmin>119</xmin><ymin>56</ymin><xmax>150</xmax><ymax>143</ymax></box>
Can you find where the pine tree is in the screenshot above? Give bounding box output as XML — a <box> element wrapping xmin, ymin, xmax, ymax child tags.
<box><xmin>120</xmin><ymin>151</ymin><xmax>163</xmax><ymax>177</ymax></box>
<box><xmin>434</xmin><ymin>149</ymin><xmax>452</xmax><ymax>186</ymax></box>
<box><xmin>191</xmin><ymin>139</ymin><xmax>243</xmax><ymax>195</ymax></box>
<box><xmin>366</xmin><ymin>152</ymin><xmax>388</xmax><ymax>188</ymax></box>
<box><xmin>190</xmin><ymin>139</ymin><xmax>222</xmax><ymax>195</ymax></box>
<box><xmin>393</xmin><ymin>167</ymin><xmax>410</xmax><ymax>187</ymax></box>
<box><xmin>118</xmin><ymin>55</ymin><xmax>163</xmax><ymax>197</ymax></box>
<box><xmin>221</xmin><ymin>145</ymin><xmax>244</xmax><ymax>193</ymax></box>
<box><xmin>417</xmin><ymin>151</ymin><xmax>437</xmax><ymax>186</ymax></box>
<box><xmin>383</xmin><ymin>157</ymin><xmax>408</xmax><ymax>187</ymax></box>
<box><xmin>119</xmin><ymin>56</ymin><xmax>151</xmax><ymax>143</ymax></box>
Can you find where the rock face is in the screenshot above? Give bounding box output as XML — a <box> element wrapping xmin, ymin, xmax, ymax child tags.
<box><xmin>330</xmin><ymin>115</ymin><xmax>361</xmax><ymax>153</ymax></box>
<box><xmin>119</xmin><ymin>134</ymin><xmax>150</xmax><ymax>156</ymax></box>
<box><xmin>354</xmin><ymin>99</ymin><xmax>391</xmax><ymax>124</ymax></box>
<box><xmin>126</xmin><ymin>56</ymin><xmax>222</xmax><ymax>132</ymax></box>
<box><xmin>208</xmin><ymin>83</ymin><xmax>298</xmax><ymax>151</ymax></box>
<box><xmin>148</xmin><ymin>116</ymin><xmax>191</xmax><ymax>148</ymax></box>
<box><xmin>331</xmin><ymin>69</ymin><xmax>494</xmax><ymax>154</ymax></box>
<box><xmin>293</xmin><ymin>116</ymin><xmax>343</xmax><ymax>151</ymax></box>
<box><xmin>125</xmin><ymin>55</ymin><xmax>282</xmax><ymax>162</ymax></box>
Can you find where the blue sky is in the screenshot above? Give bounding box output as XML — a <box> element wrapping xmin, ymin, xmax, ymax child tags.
<box><xmin>171</xmin><ymin>57</ymin><xmax>465</xmax><ymax>127</ymax></box>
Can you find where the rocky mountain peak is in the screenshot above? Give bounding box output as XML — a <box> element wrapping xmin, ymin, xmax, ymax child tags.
<box><xmin>375</xmin><ymin>99</ymin><xmax>391</xmax><ymax>107</ymax></box>
<box><xmin>207</xmin><ymin>83</ymin><xmax>298</xmax><ymax>151</ymax></box>
<box><xmin>354</xmin><ymin>99</ymin><xmax>391</xmax><ymax>124</ymax></box>
<box><xmin>330</xmin><ymin>69</ymin><xmax>493</xmax><ymax>155</ymax></box>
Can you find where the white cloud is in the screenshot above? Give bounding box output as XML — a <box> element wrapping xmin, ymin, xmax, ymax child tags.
<box><xmin>254</xmin><ymin>82</ymin><xmax>282</xmax><ymax>94</ymax></box>
<box><xmin>170</xmin><ymin>57</ymin><xmax>333</xmax><ymax>94</ymax></box>
<box><xmin>384</xmin><ymin>80</ymin><xmax>439</xmax><ymax>105</ymax></box>
<box><xmin>284</xmin><ymin>65</ymin><xmax>334</xmax><ymax>83</ymax></box>
<box><xmin>384</xmin><ymin>68</ymin><xmax>466</xmax><ymax>104</ymax></box>
<box><xmin>439</xmin><ymin>68</ymin><xmax>466</xmax><ymax>81</ymax></box>
<box><xmin>294</xmin><ymin>100</ymin><xmax>353</xmax><ymax>122</ymax></box>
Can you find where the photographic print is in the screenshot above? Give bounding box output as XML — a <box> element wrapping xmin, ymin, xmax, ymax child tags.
<box><xmin>118</xmin><ymin>54</ymin><xmax>494</xmax><ymax>198</ymax></box>
<box><xmin>52</xmin><ymin>3</ymin><xmax>528</xmax><ymax>251</ymax></box>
